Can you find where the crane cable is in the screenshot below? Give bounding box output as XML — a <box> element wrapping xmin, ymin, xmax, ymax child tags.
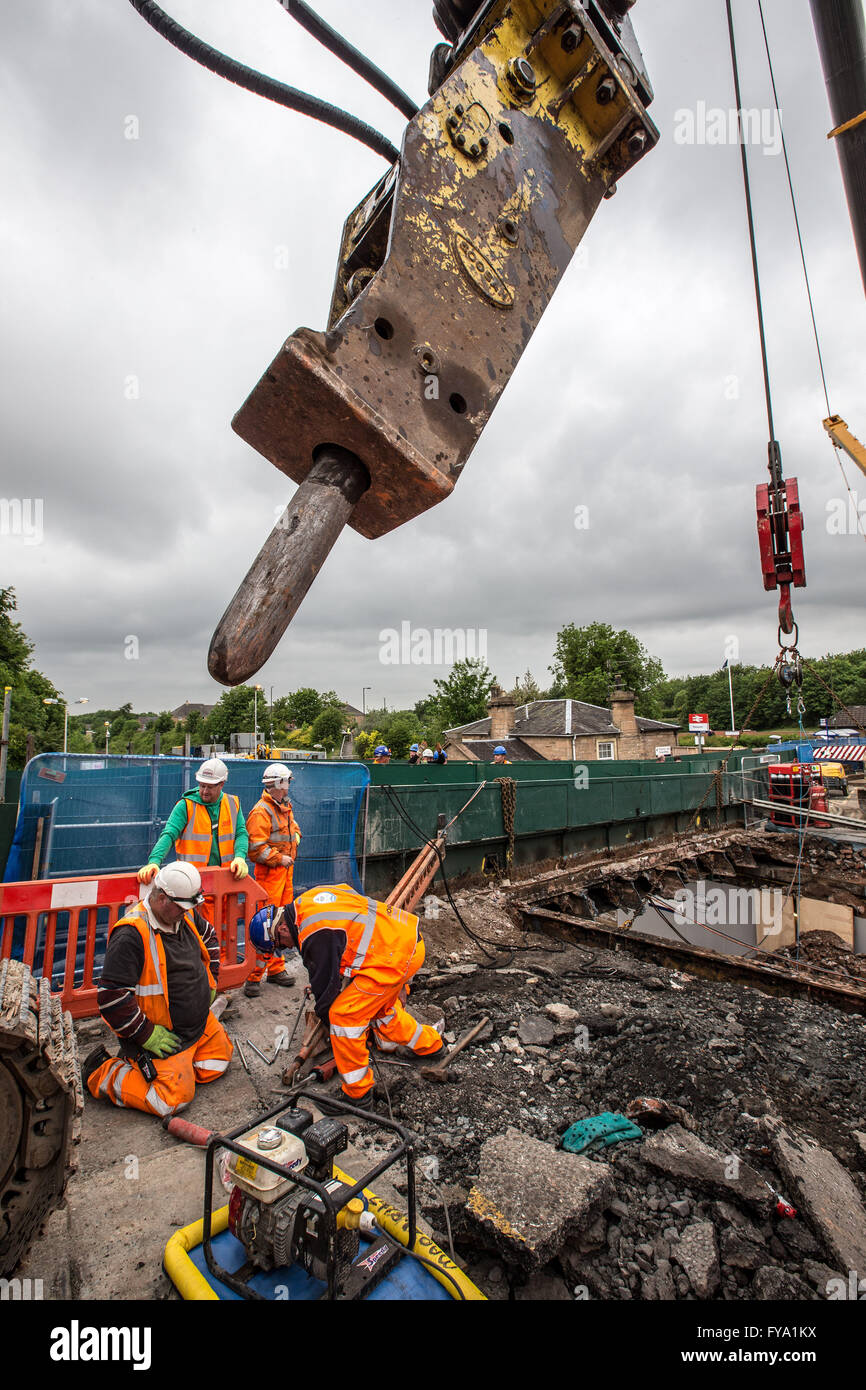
<box><xmin>726</xmin><ymin>0</ymin><xmax>776</xmax><ymax>443</ymax></box>
<box><xmin>125</xmin><ymin>0</ymin><xmax>401</xmax><ymax>163</ymax></box>
<box><xmin>756</xmin><ymin>0</ymin><xmax>866</xmax><ymax>547</ymax></box>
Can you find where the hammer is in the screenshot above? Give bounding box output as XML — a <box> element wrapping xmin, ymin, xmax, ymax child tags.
<box><xmin>420</xmin><ymin>1016</ymin><xmax>490</xmax><ymax>1083</ymax></box>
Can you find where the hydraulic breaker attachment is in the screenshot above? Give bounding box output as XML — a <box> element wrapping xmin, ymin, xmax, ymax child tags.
<box><xmin>210</xmin><ymin>0</ymin><xmax>658</xmax><ymax>683</ymax></box>
<box><xmin>756</xmin><ymin>442</ymin><xmax>806</xmax><ymax>637</ymax></box>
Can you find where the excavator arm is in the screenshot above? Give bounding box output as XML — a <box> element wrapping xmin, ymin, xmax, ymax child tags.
<box><xmin>823</xmin><ymin>414</ymin><xmax>866</xmax><ymax>478</ymax></box>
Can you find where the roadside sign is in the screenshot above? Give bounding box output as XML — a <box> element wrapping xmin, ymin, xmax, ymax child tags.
<box><xmin>655</xmin><ymin>745</ymin><xmax>672</xmax><ymax>757</ymax></box>
<box><xmin>689</xmin><ymin>714</ymin><xmax>710</xmax><ymax>733</ymax></box>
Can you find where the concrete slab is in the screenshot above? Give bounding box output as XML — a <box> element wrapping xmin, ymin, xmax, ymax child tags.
<box><xmin>768</xmin><ymin>1121</ymin><xmax>866</xmax><ymax>1274</ymax></box>
<box><xmin>466</xmin><ymin>1127</ymin><xmax>613</xmax><ymax>1270</ymax></box>
<box><xmin>672</xmin><ymin>1221</ymin><xmax>720</xmax><ymax>1299</ymax></box>
<box><xmin>641</xmin><ymin>1124</ymin><xmax>767</xmax><ymax>1207</ymax></box>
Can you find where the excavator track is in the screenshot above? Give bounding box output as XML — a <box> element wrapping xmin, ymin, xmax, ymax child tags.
<box><xmin>0</xmin><ymin>960</ymin><xmax>82</xmax><ymax>1275</ymax></box>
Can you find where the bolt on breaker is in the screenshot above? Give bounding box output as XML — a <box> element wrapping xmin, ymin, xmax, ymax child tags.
<box><xmin>209</xmin><ymin>0</ymin><xmax>658</xmax><ymax>684</ymax></box>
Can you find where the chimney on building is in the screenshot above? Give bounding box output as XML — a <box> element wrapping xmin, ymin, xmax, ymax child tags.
<box><xmin>487</xmin><ymin>685</ymin><xmax>515</xmax><ymax>741</ymax></box>
<box><xmin>609</xmin><ymin>680</ymin><xmax>638</xmax><ymax>736</ymax></box>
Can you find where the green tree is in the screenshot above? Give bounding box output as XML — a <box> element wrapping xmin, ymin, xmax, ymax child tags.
<box><xmin>549</xmin><ymin>622</ymin><xmax>665</xmax><ymax>714</ymax></box>
<box><xmin>310</xmin><ymin>706</ymin><xmax>345</xmax><ymax>753</ymax></box>
<box><xmin>0</xmin><ymin>588</ymin><xmax>63</xmax><ymax>762</ymax></box>
<box><xmin>427</xmin><ymin>658</ymin><xmax>497</xmax><ymax>729</ymax></box>
<box><xmin>509</xmin><ymin>669</ymin><xmax>544</xmax><ymax>705</ymax></box>
<box><xmin>279</xmin><ymin>688</ymin><xmax>324</xmax><ymax>727</ymax></box>
<box><xmin>204</xmin><ymin>688</ymin><xmax>256</xmax><ymax>743</ymax></box>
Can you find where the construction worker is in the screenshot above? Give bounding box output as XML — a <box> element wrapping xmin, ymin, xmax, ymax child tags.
<box><xmin>421</xmin><ymin>748</ymin><xmax>434</xmax><ymax>763</ymax></box>
<box><xmin>493</xmin><ymin>746</ymin><xmax>511</xmax><ymax>764</ymax></box>
<box><xmin>251</xmin><ymin>886</ymin><xmax>443</xmax><ymax>1104</ymax></box>
<box><xmin>244</xmin><ymin>762</ymin><xmax>301</xmax><ymax>997</ymax></box>
<box><xmin>407</xmin><ymin>744</ymin><xmax>420</xmax><ymax>764</ymax></box>
<box><xmin>373</xmin><ymin>745</ymin><xmax>391</xmax><ymax>764</ymax></box>
<box><xmin>137</xmin><ymin>758</ymin><xmax>249</xmax><ymax>918</ymax></box>
<box><xmin>82</xmin><ymin>863</ymin><xmax>232</xmax><ymax>1118</ymax></box>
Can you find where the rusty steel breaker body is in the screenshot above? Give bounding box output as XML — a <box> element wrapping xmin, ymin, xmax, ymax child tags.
<box><xmin>210</xmin><ymin>0</ymin><xmax>658</xmax><ymax>684</ymax></box>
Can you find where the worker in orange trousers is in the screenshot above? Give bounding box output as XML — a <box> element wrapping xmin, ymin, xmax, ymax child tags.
<box><xmin>244</xmin><ymin>763</ymin><xmax>302</xmax><ymax>997</ymax></box>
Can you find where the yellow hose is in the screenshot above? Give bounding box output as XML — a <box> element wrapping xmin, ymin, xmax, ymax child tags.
<box><xmin>165</xmin><ymin>1173</ymin><xmax>485</xmax><ymax>1301</ymax></box>
<box><xmin>163</xmin><ymin>1205</ymin><xmax>229</xmax><ymax>1301</ymax></box>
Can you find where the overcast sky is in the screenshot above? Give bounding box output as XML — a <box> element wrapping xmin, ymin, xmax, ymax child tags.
<box><xmin>2</xmin><ymin>0</ymin><xmax>864</xmax><ymax>717</ymax></box>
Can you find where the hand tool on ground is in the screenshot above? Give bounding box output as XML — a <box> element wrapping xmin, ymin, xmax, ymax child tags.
<box><xmin>233</xmin><ymin>1037</ymin><xmax>251</xmax><ymax>1074</ymax></box>
<box><xmin>246</xmin><ymin>1038</ymin><xmax>271</xmax><ymax>1064</ymax></box>
<box><xmin>420</xmin><ymin>1016</ymin><xmax>490</xmax><ymax>1083</ymax></box>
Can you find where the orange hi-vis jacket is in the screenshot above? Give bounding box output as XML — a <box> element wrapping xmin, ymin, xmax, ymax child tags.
<box><xmin>175</xmin><ymin>794</ymin><xmax>240</xmax><ymax>868</ymax></box>
<box><xmin>293</xmin><ymin>884</ymin><xmax>420</xmax><ymax>986</ymax></box>
<box><xmin>247</xmin><ymin>792</ymin><xmax>301</xmax><ymax>907</ymax></box>
<box><xmin>107</xmin><ymin>902</ymin><xmax>216</xmax><ymax>1031</ymax></box>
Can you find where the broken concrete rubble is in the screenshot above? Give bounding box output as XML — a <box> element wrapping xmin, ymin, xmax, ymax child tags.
<box><xmin>466</xmin><ymin>1128</ymin><xmax>613</xmax><ymax>1270</ymax></box>
<box><xmin>767</xmin><ymin>1121</ymin><xmax>866</xmax><ymax>1274</ymax></box>
<box><xmin>672</xmin><ymin>1221</ymin><xmax>720</xmax><ymax>1298</ymax></box>
<box><xmin>641</xmin><ymin>1125</ymin><xmax>767</xmax><ymax>1206</ymax></box>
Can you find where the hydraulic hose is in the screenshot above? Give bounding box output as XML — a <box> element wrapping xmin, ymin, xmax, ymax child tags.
<box><xmin>126</xmin><ymin>0</ymin><xmax>401</xmax><ymax>163</ymax></box>
<box><xmin>277</xmin><ymin>1</ymin><xmax>418</xmax><ymax>120</ymax></box>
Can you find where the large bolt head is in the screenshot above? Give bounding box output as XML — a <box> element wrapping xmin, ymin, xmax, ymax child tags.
<box><xmin>596</xmin><ymin>76</ymin><xmax>617</xmax><ymax>105</ymax></box>
<box><xmin>507</xmin><ymin>56</ymin><xmax>537</xmax><ymax>98</ymax></box>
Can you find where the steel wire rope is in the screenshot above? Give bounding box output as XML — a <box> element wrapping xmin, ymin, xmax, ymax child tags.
<box><xmin>756</xmin><ymin>0</ymin><xmax>866</xmax><ymax>546</ymax></box>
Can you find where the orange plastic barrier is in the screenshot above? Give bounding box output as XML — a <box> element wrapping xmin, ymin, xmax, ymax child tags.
<box><xmin>0</xmin><ymin>867</ymin><xmax>266</xmax><ymax>1019</ymax></box>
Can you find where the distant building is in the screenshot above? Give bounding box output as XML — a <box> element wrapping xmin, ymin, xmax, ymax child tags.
<box><xmin>171</xmin><ymin>702</ymin><xmax>215</xmax><ymax>725</ymax></box>
<box><xmin>445</xmin><ymin>685</ymin><xmax>680</xmax><ymax>762</ymax></box>
<box><xmin>830</xmin><ymin>707</ymin><xmax>866</xmax><ymax>730</ymax></box>
<box><xmin>341</xmin><ymin>702</ymin><xmax>364</xmax><ymax>728</ymax></box>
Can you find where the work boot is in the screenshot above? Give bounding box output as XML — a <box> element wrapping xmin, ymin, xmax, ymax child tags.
<box><xmin>268</xmin><ymin>972</ymin><xmax>294</xmax><ymax>988</ymax></box>
<box><xmin>244</xmin><ymin>980</ymin><xmax>263</xmax><ymax>999</ymax></box>
<box><xmin>340</xmin><ymin>1087</ymin><xmax>378</xmax><ymax>1111</ymax></box>
<box><xmin>81</xmin><ymin>1044</ymin><xmax>112</xmax><ymax>1092</ymax></box>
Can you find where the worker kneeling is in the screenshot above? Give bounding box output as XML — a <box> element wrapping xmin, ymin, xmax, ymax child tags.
<box><xmin>251</xmin><ymin>885</ymin><xmax>443</xmax><ymax>1102</ymax></box>
<box><xmin>83</xmin><ymin>863</ymin><xmax>232</xmax><ymax>1118</ymax></box>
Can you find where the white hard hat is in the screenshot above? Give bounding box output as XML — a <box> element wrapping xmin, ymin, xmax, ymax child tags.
<box><xmin>263</xmin><ymin>762</ymin><xmax>293</xmax><ymax>785</ymax></box>
<box><xmin>196</xmin><ymin>757</ymin><xmax>228</xmax><ymax>785</ymax></box>
<box><xmin>153</xmin><ymin>861</ymin><xmax>204</xmax><ymax>909</ymax></box>
<box><xmin>421</xmin><ymin>748</ymin><xmax>434</xmax><ymax>760</ymax></box>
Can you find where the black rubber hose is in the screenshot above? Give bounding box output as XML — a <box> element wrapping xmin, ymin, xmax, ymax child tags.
<box><xmin>278</xmin><ymin>1</ymin><xmax>418</xmax><ymax>120</ymax></box>
<box><xmin>126</xmin><ymin>0</ymin><xmax>400</xmax><ymax>163</ymax></box>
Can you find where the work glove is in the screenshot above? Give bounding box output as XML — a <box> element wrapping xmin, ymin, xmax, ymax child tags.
<box><xmin>292</xmin><ymin>832</ymin><xmax>301</xmax><ymax>846</ymax></box>
<box><xmin>137</xmin><ymin>863</ymin><xmax>159</xmax><ymax>884</ymax></box>
<box><xmin>142</xmin><ymin>1025</ymin><xmax>181</xmax><ymax>1058</ymax></box>
<box><xmin>230</xmin><ymin>857</ymin><xmax>249</xmax><ymax>880</ymax></box>
<box><xmin>209</xmin><ymin>987</ymin><xmax>217</xmax><ymax>1004</ymax></box>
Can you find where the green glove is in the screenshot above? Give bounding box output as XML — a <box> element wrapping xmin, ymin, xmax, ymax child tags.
<box><xmin>143</xmin><ymin>1025</ymin><xmax>181</xmax><ymax>1058</ymax></box>
<box><xmin>209</xmin><ymin>987</ymin><xmax>217</xmax><ymax>1004</ymax></box>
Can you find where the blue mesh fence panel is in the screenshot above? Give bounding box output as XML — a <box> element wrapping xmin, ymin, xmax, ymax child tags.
<box><xmin>4</xmin><ymin>755</ymin><xmax>370</xmax><ymax>891</ymax></box>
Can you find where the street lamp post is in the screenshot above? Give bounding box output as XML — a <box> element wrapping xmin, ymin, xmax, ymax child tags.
<box><xmin>254</xmin><ymin>684</ymin><xmax>263</xmax><ymax>753</ymax></box>
<box><xmin>43</xmin><ymin>697</ymin><xmax>89</xmax><ymax>754</ymax></box>
<box><xmin>362</xmin><ymin>686</ymin><xmax>371</xmax><ymax>717</ymax></box>
<box><xmin>104</xmin><ymin>721</ymin><xmax>111</xmax><ymax>754</ymax></box>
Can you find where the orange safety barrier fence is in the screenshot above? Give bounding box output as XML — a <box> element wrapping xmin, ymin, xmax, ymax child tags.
<box><xmin>0</xmin><ymin>867</ymin><xmax>267</xmax><ymax>1019</ymax></box>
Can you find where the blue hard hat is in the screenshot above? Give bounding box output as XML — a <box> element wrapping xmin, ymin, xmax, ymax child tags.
<box><xmin>494</xmin><ymin>745</ymin><xmax>507</xmax><ymax>756</ymax></box>
<box><xmin>250</xmin><ymin>904</ymin><xmax>276</xmax><ymax>956</ymax></box>
<box><xmin>410</xmin><ymin>744</ymin><xmax>419</xmax><ymax>752</ymax></box>
<box><xmin>375</xmin><ymin>745</ymin><xmax>390</xmax><ymax>756</ymax></box>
